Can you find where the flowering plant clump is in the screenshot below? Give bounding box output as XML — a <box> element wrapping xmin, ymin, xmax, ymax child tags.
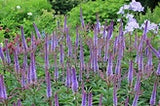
<box><xmin>0</xmin><ymin>0</ymin><xmax>160</xmax><ymax>106</ymax></box>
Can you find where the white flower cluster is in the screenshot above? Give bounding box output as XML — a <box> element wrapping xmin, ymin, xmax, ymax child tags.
<box><xmin>16</xmin><ymin>5</ymin><xmax>21</xmax><ymax>9</ymax></box>
<box><xmin>27</xmin><ymin>12</ymin><xmax>32</xmax><ymax>16</ymax></box>
<box><xmin>117</xmin><ymin>0</ymin><xmax>159</xmax><ymax>33</ymax></box>
<box><xmin>141</xmin><ymin>20</ymin><xmax>158</xmax><ymax>33</ymax></box>
<box><xmin>117</xmin><ymin>0</ymin><xmax>144</xmax><ymax>14</ymax></box>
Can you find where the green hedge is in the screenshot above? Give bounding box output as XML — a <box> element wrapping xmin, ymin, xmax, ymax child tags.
<box><xmin>67</xmin><ymin>0</ymin><xmax>127</xmax><ymax>28</ymax></box>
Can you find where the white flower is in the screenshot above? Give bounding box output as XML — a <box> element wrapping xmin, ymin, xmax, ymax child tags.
<box><xmin>126</xmin><ymin>14</ymin><xmax>134</xmax><ymax>19</ymax></box>
<box><xmin>0</xmin><ymin>42</ymin><xmax>3</xmax><ymax>47</ymax></box>
<box><xmin>27</xmin><ymin>12</ymin><xmax>32</xmax><ymax>16</ymax></box>
<box><xmin>129</xmin><ymin>0</ymin><xmax>144</xmax><ymax>12</ymax></box>
<box><xmin>16</xmin><ymin>5</ymin><xmax>21</xmax><ymax>9</ymax></box>
<box><xmin>125</xmin><ymin>17</ymin><xmax>139</xmax><ymax>32</ymax></box>
<box><xmin>141</xmin><ymin>20</ymin><xmax>158</xmax><ymax>32</ymax></box>
<box><xmin>123</xmin><ymin>4</ymin><xmax>130</xmax><ymax>10</ymax></box>
<box><xmin>117</xmin><ymin>7</ymin><xmax>124</xmax><ymax>14</ymax></box>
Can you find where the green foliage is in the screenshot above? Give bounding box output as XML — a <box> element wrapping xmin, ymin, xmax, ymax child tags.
<box><xmin>68</xmin><ymin>0</ymin><xmax>126</xmax><ymax>28</ymax></box>
<box><xmin>0</xmin><ymin>0</ymin><xmax>55</xmax><ymax>40</ymax></box>
<box><xmin>139</xmin><ymin>3</ymin><xmax>160</xmax><ymax>24</ymax></box>
<box><xmin>49</xmin><ymin>0</ymin><xmax>84</xmax><ymax>15</ymax></box>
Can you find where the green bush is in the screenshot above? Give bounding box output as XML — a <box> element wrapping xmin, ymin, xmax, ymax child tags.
<box><xmin>139</xmin><ymin>3</ymin><xmax>160</xmax><ymax>24</ymax></box>
<box><xmin>67</xmin><ymin>0</ymin><xmax>126</xmax><ymax>29</ymax></box>
<box><xmin>0</xmin><ymin>0</ymin><xmax>55</xmax><ymax>41</ymax></box>
<box><xmin>49</xmin><ymin>0</ymin><xmax>84</xmax><ymax>15</ymax></box>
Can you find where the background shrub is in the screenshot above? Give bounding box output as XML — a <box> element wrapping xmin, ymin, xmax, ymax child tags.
<box><xmin>48</xmin><ymin>0</ymin><xmax>85</xmax><ymax>15</ymax></box>
<box><xmin>139</xmin><ymin>3</ymin><xmax>160</xmax><ymax>24</ymax></box>
<box><xmin>0</xmin><ymin>0</ymin><xmax>55</xmax><ymax>41</ymax></box>
<box><xmin>67</xmin><ymin>0</ymin><xmax>127</xmax><ymax>29</ymax></box>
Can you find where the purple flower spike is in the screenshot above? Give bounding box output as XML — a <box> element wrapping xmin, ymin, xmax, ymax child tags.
<box><xmin>147</xmin><ymin>50</ymin><xmax>153</xmax><ymax>66</ymax></box>
<box><xmin>81</xmin><ymin>91</ymin><xmax>87</xmax><ymax>106</ymax></box>
<box><xmin>150</xmin><ymin>81</ymin><xmax>157</xmax><ymax>105</ymax></box>
<box><xmin>65</xmin><ymin>62</ymin><xmax>71</xmax><ymax>88</ymax></box>
<box><xmin>134</xmin><ymin>73</ymin><xmax>141</xmax><ymax>92</ymax></box>
<box><xmin>60</xmin><ymin>44</ymin><xmax>64</xmax><ymax>65</ymax></box>
<box><xmin>17</xmin><ymin>99</ymin><xmax>22</xmax><ymax>106</ymax></box>
<box><xmin>45</xmin><ymin>34</ymin><xmax>49</xmax><ymax>71</ymax></box>
<box><xmin>75</xmin><ymin>27</ymin><xmax>79</xmax><ymax>49</ymax></box>
<box><xmin>0</xmin><ymin>74</ymin><xmax>7</xmax><ymax>100</ymax></box>
<box><xmin>99</xmin><ymin>94</ymin><xmax>103</xmax><ymax>106</ymax></box>
<box><xmin>33</xmin><ymin>23</ymin><xmax>41</xmax><ymax>39</ymax></box>
<box><xmin>54</xmin><ymin>54</ymin><xmax>59</xmax><ymax>81</ymax></box>
<box><xmin>0</xmin><ymin>45</ymin><xmax>5</xmax><ymax>63</ymax></box>
<box><xmin>80</xmin><ymin>38</ymin><xmax>85</xmax><ymax>71</ymax></box>
<box><xmin>132</xmin><ymin>92</ymin><xmax>139</xmax><ymax>106</ymax></box>
<box><xmin>54</xmin><ymin>93</ymin><xmax>59</xmax><ymax>106</ymax></box>
<box><xmin>66</xmin><ymin>28</ymin><xmax>73</xmax><ymax>57</ymax></box>
<box><xmin>71</xmin><ymin>67</ymin><xmax>78</xmax><ymax>93</ymax></box>
<box><xmin>113</xmin><ymin>85</ymin><xmax>118</xmax><ymax>106</ymax></box>
<box><xmin>93</xmin><ymin>47</ymin><xmax>99</xmax><ymax>72</ymax></box>
<box><xmin>156</xmin><ymin>62</ymin><xmax>160</xmax><ymax>76</ymax></box>
<box><xmin>93</xmin><ymin>27</ymin><xmax>98</xmax><ymax>47</ymax></box>
<box><xmin>147</xmin><ymin>39</ymin><xmax>160</xmax><ymax>59</ymax></box>
<box><xmin>103</xmin><ymin>39</ymin><xmax>109</xmax><ymax>62</ymax></box>
<box><xmin>88</xmin><ymin>92</ymin><xmax>92</xmax><ymax>106</ymax></box>
<box><xmin>29</xmin><ymin>51</ymin><xmax>37</xmax><ymax>83</ymax></box>
<box><xmin>46</xmin><ymin>71</ymin><xmax>52</xmax><ymax>98</ymax></box>
<box><xmin>20</xmin><ymin>26</ymin><xmax>28</xmax><ymax>51</ymax></box>
<box><xmin>5</xmin><ymin>39</ymin><xmax>11</xmax><ymax>64</ymax></box>
<box><xmin>14</xmin><ymin>48</ymin><xmax>20</xmax><ymax>73</ymax></box>
<box><xmin>80</xmin><ymin>7</ymin><xmax>85</xmax><ymax>29</ymax></box>
<box><xmin>64</xmin><ymin>16</ymin><xmax>67</xmax><ymax>33</ymax></box>
<box><xmin>128</xmin><ymin>60</ymin><xmax>133</xmax><ymax>85</ymax></box>
<box><xmin>138</xmin><ymin>52</ymin><xmax>143</xmax><ymax>72</ymax></box>
<box><xmin>106</xmin><ymin>53</ymin><xmax>113</xmax><ymax>77</ymax></box>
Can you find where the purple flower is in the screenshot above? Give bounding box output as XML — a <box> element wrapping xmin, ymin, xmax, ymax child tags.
<box><xmin>150</xmin><ymin>81</ymin><xmax>157</xmax><ymax>105</ymax></box>
<box><xmin>66</xmin><ymin>28</ymin><xmax>73</xmax><ymax>57</ymax></box>
<box><xmin>113</xmin><ymin>84</ymin><xmax>118</xmax><ymax>106</ymax></box>
<box><xmin>64</xmin><ymin>16</ymin><xmax>67</xmax><ymax>33</ymax></box>
<box><xmin>80</xmin><ymin>7</ymin><xmax>85</xmax><ymax>29</ymax></box>
<box><xmin>99</xmin><ymin>94</ymin><xmax>103</xmax><ymax>106</ymax></box>
<box><xmin>88</xmin><ymin>92</ymin><xmax>92</xmax><ymax>106</ymax></box>
<box><xmin>5</xmin><ymin>39</ymin><xmax>11</xmax><ymax>64</ymax></box>
<box><xmin>71</xmin><ymin>67</ymin><xmax>78</xmax><ymax>93</ymax></box>
<box><xmin>33</xmin><ymin>23</ymin><xmax>41</xmax><ymax>39</ymax></box>
<box><xmin>75</xmin><ymin>27</ymin><xmax>79</xmax><ymax>49</ymax></box>
<box><xmin>54</xmin><ymin>93</ymin><xmax>59</xmax><ymax>106</ymax></box>
<box><xmin>93</xmin><ymin>27</ymin><xmax>98</xmax><ymax>47</ymax></box>
<box><xmin>20</xmin><ymin>26</ymin><xmax>28</xmax><ymax>51</ymax></box>
<box><xmin>106</xmin><ymin>53</ymin><xmax>113</xmax><ymax>77</ymax></box>
<box><xmin>134</xmin><ymin>73</ymin><xmax>141</xmax><ymax>92</ymax></box>
<box><xmin>81</xmin><ymin>91</ymin><xmax>87</xmax><ymax>106</ymax></box>
<box><xmin>93</xmin><ymin>47</ymin><xmax>99</xmax><ymax>72</ymax></box>
<box><xmin>147</xmin><ymin>39</ymin><xmax>160</xmax><ymax>59</ymax></box>
<box><xmin>132</xmin><ymin>92</ymin><xmax>139</xmax><ymax>106</ymax></box>
<box><xmin>59</xmin><ymin>44</ymin><xmax>64</xmax><ymax>65</ymax></box>
<box><xmin>45</xmin><ymin>35</ymin><xmax>49</xmax><ymax>71</ymax></box>
<box><xmin>80</xmin><ymin>38</ymin><xmax>85</xmax><ymax>71</ymax></box>
<box><xmin>54</xmin><ymin>54</ymin><xmax>59</xmax><ymax>81</ymax></box>
<box><xmin>128</xmin><ymin>60</ymin><xmax>133</xmax><ymax>85</ymax></box>
<box><xmin>17</xmin><ymin>99</ymin><xmax>22</xmax><ymax>106</ymax></box>
<box><xmin>138</xmin><ymin>52</ymin><xmax>143</xmax><ymax>72</ymax></box>
<box><xmin>29</xmin><ymin>51</ymin><xmax>37</xmax><ymax>83</ymax></box>
<box><xmin>46</xmin><ymin>71</ymin><xmax>52</xmax><ymax>98</ymax></box>
<box><xmin>156</xmin><ymin>62</ymin><xmax>160</xmax><ymax>76</ymax></box>
<box><xmin>14</xmin><ymin>48</ymin><xmax>20</xmax><ymax>73</ymax></box>
<box><xmin>0</xmin><ymin>74</ymin><xmax>7</xmax><ymax>100</ymax></box>
<box><xmin>0</xmin><ymin>45</ymin><xmax>5</xmax><ymax>63</ymax></box>
<box><xmin>129</xmin><ymin>0</ymin><xmax>144</xmax><ymax>12</ymax></box>
<box><xmin>65</xmin><ymin>62</ymin><xmax>71</xmax><ymax>88</ymax></box>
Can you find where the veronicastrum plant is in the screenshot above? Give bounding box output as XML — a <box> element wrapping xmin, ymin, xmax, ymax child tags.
<box><xmin>0</xmin><ymin>0</ymin><xmax>160</xmax><ymax>106</ymax></box>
